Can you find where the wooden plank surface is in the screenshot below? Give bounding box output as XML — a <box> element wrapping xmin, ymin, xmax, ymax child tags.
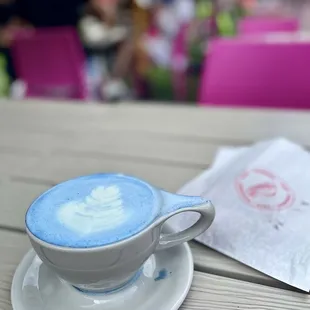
<box><xmin>2</xmin><ymin>100</ymin><xmax>310</xmax><ymax>308</ymax></box>
<box><xmin>190</xmin><ymin>242</ymin><xmax>291</xmax><ymax>290</ymax></box>
<box><xmin>0</xmin><ymin>152</ymin><xmax>202</xmax><ymax>191</ymax></box>
<box><xmin>0</xmin><ymin>130</ymin><xmax>220</xmax><ymax>168</ymax></box>
<box><xmin>0</xmin><ymin>230</ymin><xmax>307</xmax><ymax>310</ymax></box>
<box><xmin>0</xmin><ymin>180</ymin><xmax>50</xmax><ymax>231</ymax></box>
<box><xmin>0</xmin><ymin>100</ymin><xmax>306</xmax><ymax>291</ymax></box>
<box><xmin>181</xmin><ymin>271</ymin><xmax>310</xmax><ymax>310</ymax></box>
<box><xmin>2</xmin><ymin>100</ymin><xmax>310</xmax><ymax>146</ymax></box>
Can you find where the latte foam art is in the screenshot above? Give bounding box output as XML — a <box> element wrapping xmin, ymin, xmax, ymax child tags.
<box><xmin>26</xmin><ymin>174</ymin><xmax>158</xmax><ymax>247</ymax></box>
<box><xmin>58</xmin><ymin>185</ymin><xmax>127</xmax><ymax>235</ymax></box>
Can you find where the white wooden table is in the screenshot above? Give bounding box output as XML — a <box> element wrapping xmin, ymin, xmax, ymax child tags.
<box><xmin>1</xmin><ymin>99</ymin><xmax>310</xmax><ymax>309</ymax></box>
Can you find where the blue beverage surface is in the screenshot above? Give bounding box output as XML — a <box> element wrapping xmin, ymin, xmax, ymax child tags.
<box><xmin>26</xmin><ymin>174</ymin><xmax>159</xmax><ymax>248</ymax></box>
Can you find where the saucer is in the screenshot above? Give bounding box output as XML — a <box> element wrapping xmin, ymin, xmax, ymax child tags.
<box><xmin>11</xmin><ymin>225</ymin><xmax>194</xmax><ymax>310</ymax></box>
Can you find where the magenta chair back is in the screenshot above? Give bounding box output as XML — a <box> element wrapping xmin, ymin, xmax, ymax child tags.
<box><xmin>199</xmin><ymin>37</ymin><xmax>310</xmax><ymax>109</ymax></box>
<box><xmin>12</xmin><ymin>27</ymin><xmax>88</xmax><ymax>100</ymax></box>
<box><xmin>238</xmin><ymin>17</ymin><xmax>299</xmax><ymax>35</ymax></box>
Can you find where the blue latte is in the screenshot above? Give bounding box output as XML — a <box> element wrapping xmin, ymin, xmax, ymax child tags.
<box><xmin>26</xmin><ymin>174</ymin><xmax>159</xmax><ymax>248</ymax></box>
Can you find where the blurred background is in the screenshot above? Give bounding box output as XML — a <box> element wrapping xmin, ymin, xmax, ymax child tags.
<box><xmin>1</xmin><ymin>0</ymin><xmax>310</xmax><ymax>106</ymax></box>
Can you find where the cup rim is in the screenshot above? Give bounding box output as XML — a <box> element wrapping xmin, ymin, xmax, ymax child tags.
<box><xmin>25</xmin><ymin>173</ymin><xmax>162</xmax><ymax>251</ymax></box>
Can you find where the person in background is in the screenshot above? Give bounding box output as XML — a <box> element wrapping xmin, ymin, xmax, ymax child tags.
<box><xmin>0</xmin><ymin>0</ymin><xmax>16</xmax><ymax>94</ymax></box>
<box><xmin>0</xmin><ymin>0</ymin><xmax>89</xmax><ymax>93</ymax></box>
<box><xmin>0</xmin><ymin>0</ymin><xmax>28</xmax><ymax>86</ymax></box>
<box><xmin>98</xmin><ymin>0</ymin><xmax>134</xmax><ymax>100</ymax></box>
<box><xmin>15</xmin><ymin>0</ymin><xmax>86</xmax><ymax>28</ymax></box>
<box><xmin>0</xmin><ymin>0</ymin><xmax>90</xmax><ymax>46</ymax></box>
<box><xmin>80</xmin><ymin>0</ymin><xmax>133</xmax><ymax>100</ymax></box>
<box><xmin>0</xmin><ymin>0</ymin><xmax>132</xmax><ymax>100</ymax></box>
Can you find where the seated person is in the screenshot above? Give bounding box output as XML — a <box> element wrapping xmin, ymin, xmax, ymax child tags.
<box><xmin>1</xmin><ymin>0</ymin><xmax>132</xmax><ymax>100</ymax></box>
<box><xmin>80</xmin><ymin>0</ymin><xmax>133</xmax><ymax>100</ymax></box>
<box><xmin>0</xmin><ymin>0</ymin><xmax>87</xmax><ymax>83</ymax></box>
<box><xmin>0</xmin><ymin>0</ymin><xmax>23</xmax><ymax>82</ymax></box>
<box><xmin>16</xmin><ymin>0</ymin><xmax>87</xmax><ymax>28</ymax></box>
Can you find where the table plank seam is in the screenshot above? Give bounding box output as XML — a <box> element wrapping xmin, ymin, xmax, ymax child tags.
<box><xmin>0</xmin><ymin>145</ymin><xmax>209</xmax><ymax>170</ymax></box>
<box><xmin>194</xmin><ymin>263</ymin><xmax>296</xmax><ymax>292</ymax></box>
<box><xmin>0</xmin><ymin>226</ymin><xmax>25</xmax><ymax>235</ymax></box>
<box><xmin>56</xmin><ymin>150</ymin><xmax>209</xmax><ymax>169</ymax></box>
<box><xmin>9</xmin><ymin>176</ymin><xmax>55</xmax><ymax>187</ymax></box>
<box><xmin>0</xmin><ymin>123</ymin><xmax>263</xmax><ymax>146</ymax></box>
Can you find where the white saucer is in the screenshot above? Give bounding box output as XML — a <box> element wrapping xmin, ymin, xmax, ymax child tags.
<box><xmin>11</xmin><ymin>226</ymin><xmax>193</xmax><ymax>310</ymax></box>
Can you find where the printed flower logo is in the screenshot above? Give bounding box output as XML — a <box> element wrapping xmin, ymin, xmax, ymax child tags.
<box><xmin>235</xmin><ymin>169</ymin><xmax>295</xmax><ymax>210</ymax></box>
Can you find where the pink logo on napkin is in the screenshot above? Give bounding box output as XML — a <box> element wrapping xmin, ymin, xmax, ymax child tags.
<box><xmin>235</xmin><ymin>169</ymin><xmax>295</xmax><ymax>210</ymax></box>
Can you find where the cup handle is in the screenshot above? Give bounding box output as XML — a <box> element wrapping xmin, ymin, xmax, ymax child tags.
<box><xmin>155</xmin><ymin>201</ymin><xmax>215</xmax><ymax>251</ymax></box>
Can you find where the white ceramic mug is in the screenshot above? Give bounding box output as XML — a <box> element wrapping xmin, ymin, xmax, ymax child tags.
<box><xmin>26</xmin><ymin>174</ymin><xmax>215</xmax><ymax>293</ymax></box>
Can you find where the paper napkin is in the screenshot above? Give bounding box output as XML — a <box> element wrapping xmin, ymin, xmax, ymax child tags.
<box><xmin>169</xmin><ymin>138</ymin><xmax>310</xmax><ymax>291</ymax></box>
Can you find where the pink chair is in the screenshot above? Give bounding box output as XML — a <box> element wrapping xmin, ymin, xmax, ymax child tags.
<box><xmin>11</xmin><ymin>27</ymin><xmax>88</xmax><ymax>100</ymax></box>
<box><xmin>238</xmin><ymin>17</ymin><xmax>299</xmax><ymax>35</ymax></box>
<box><xmin>199</xmin><ymin>37</ymin><xmax>310</xmax><ymax>109</ymax></box>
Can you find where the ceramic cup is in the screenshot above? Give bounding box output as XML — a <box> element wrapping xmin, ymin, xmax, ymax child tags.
<box><xmin>26</xmin><ymin>174</ymin><xmax>215</xmax><ymax>293</ymax></box>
